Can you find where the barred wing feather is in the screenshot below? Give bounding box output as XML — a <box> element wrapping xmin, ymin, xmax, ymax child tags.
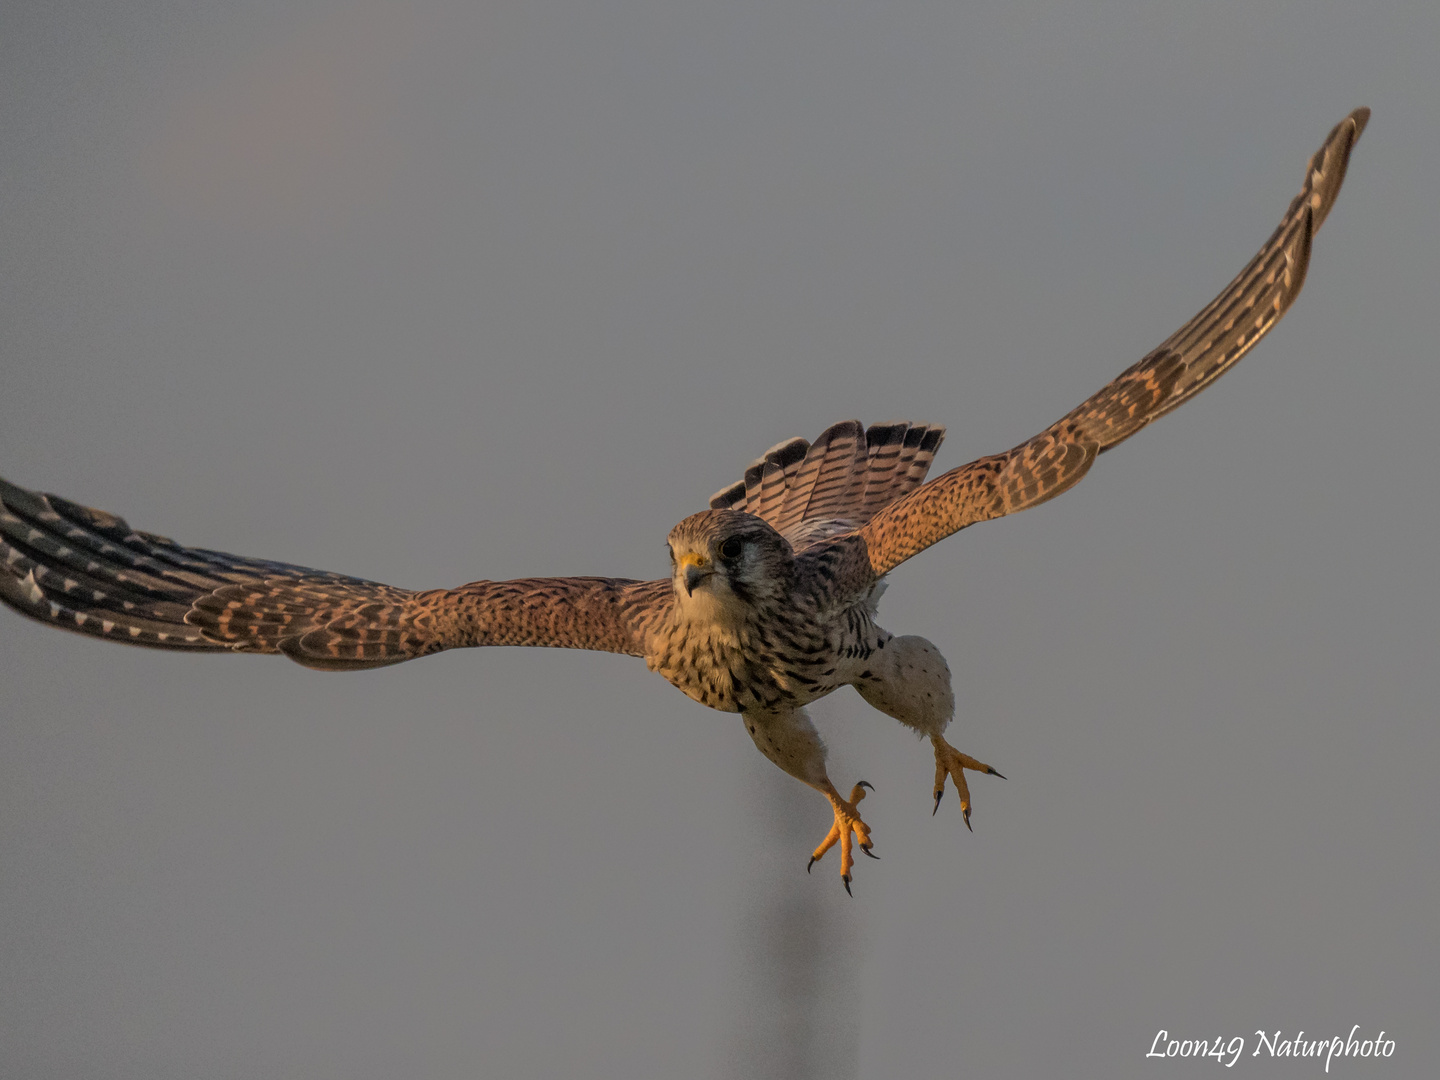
<box><xmin>0</xmin><ymin>476</ymin><xmax>660</xmax><ymax>670</ymax></box>
<box><xmin>858</xmin><ymin>108</ymin><xmax>1368</xmax><ymax>577</ymax></box>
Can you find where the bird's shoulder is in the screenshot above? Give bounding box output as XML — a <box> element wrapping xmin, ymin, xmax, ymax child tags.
<box><xmin>793</xmin><ymin>533</ymin><xmax>880</xmax><ymax>612</ymax></box>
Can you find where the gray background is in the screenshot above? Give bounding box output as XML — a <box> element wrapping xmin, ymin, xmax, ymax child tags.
<box><xmin>1</xmin><ymin>2</ymin><xmax>1436</xmax><ymax>1077</ymax></box>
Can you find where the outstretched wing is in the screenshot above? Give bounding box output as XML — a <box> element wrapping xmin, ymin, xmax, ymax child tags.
<box><xmin>710</xmin><ymin>421</ymin><xmax>946</xmax><ymax>548</ymax></box>
<box><xmin>859</xmin><ymin>107</ymin><xmax>1369</xmax><ymax>577</ymax></box>
<box><xmin>0</xmin><ymin>476</ymin><xmax>665</xmax><ymax>671</ymax></box>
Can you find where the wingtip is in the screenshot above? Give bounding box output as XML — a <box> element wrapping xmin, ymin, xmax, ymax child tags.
<box><xmin>1298</xmin><ymin>108</ymin><xmax>1371</xmax><ymax>236</ymax></box>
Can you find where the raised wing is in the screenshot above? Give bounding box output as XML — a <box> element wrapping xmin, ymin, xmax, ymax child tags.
<box><xmin>710</xmin><ymin>420</ymin><xmax>946</xmax><ymax>548</ymax></box>
<box><xmin>0</xmin><ymin>475</ymin><xmax>664</xmax><ymax>671</ymax></box>
<box><xmin>859</xmin><ymin>107</ymin><xmax>1369</xmax><ymax>577</ymax></box>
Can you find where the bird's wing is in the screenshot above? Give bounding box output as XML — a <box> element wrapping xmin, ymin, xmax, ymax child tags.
<box><xmin>857</xmin><ymin>107</ymin><xmax>1369</xmax><ymax>578</ymax></box>
<box><xmin>709</xmin><ymin>421</ymin><xmax>947</xmax><ymax>549</ymax></box>
<box><xmin>0</xmin><ymin>476</ymin><xmax>665</xmax><ymax>670</ymax></box>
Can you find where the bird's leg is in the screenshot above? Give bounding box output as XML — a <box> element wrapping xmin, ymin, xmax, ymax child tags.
<box><xmin>742</xmin><ymin>706</ymin><xmax>876</xmax><ymax>894</ymax></box>
<box><xmin>852</xmin><ymin>632</ymin><xmax>1004</xmax><ymax>828</ymax></box>
<box><xmin>807</xmin><ymin>780</ymin><xmax>877</xmax><ymax>896</ymax></box>
<box><xmin>930</xmin><ymin>735</ymin><xmax>1005</xmax><ymax>830</ymax></box>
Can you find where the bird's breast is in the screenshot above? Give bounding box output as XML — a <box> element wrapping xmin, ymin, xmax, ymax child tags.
<box><xmin>647</xmin><ymin>602</ymin><xmax>878</xmax><ymax>713</ymax></box>
<box><xmin>647</xmin><ymin>621</ymin><xmax>751</xmax><ymax>711</ymax></box>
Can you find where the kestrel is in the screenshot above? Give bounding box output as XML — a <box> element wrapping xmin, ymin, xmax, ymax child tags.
<box><xmin>1</xmin><ymin>109</ymin><xmax>1367</xmax><ymax>892</ymax></box>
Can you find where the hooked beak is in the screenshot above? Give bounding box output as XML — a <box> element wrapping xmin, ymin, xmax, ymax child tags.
<box><xmin>679</xmin><ymin>553</ymin><xmax>713</xmax><ymax>596</ymax></box>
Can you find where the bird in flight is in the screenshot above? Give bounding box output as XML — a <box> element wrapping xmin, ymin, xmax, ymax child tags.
<box><xmin>1</xmin><ymin>110</ymin><xmax>1367</xmax><ymax>892</ymax></box>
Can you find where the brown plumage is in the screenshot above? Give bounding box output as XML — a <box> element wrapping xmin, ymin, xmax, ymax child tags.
<box><xmin>0</xmin><ymin>109</ymin><xmax>1368</xmax><ymax>891</ymax></box>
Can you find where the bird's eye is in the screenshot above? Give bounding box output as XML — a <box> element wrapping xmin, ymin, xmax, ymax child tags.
<box><xmin>718</xmin><ymin>536</ymin><xmax>744</xmax><ymax>561</ymax></box>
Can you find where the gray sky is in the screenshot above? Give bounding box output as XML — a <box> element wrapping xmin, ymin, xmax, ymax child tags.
<box><xmin>2</xmin><ymin>2</ymin><xmax>1436</xmax><ymax>1077</ymax></box>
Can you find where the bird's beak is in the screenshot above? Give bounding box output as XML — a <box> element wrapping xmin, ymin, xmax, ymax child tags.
<box><xmin>679</xmin><ymin>553</ymin><xmax>712</xmax><ymax>596</ymax></box>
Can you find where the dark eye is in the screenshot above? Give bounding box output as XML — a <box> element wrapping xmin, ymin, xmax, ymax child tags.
<box><xmin>718</xmin><ymin>536</ymin><xmax>744</xmax><ymax>561</ymax></box>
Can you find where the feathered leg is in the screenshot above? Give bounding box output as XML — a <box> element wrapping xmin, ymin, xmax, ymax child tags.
<box><xmin>742</xmin><ymin>706</ymin><xmax>876</xmax><ymax>894</ymax></box>
<box><xmin>853</xmin><ymin>633</ymin><xmax>1005</xmax><ymax>828</ymax></box>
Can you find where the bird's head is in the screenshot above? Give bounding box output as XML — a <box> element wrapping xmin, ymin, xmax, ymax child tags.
<box><xmin>666</xmin><ymin>509</ymin><xmax>795</xmax><ymax>620</ymax></box>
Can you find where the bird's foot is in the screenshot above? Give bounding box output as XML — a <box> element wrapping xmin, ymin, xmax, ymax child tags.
<box><xmin>807</xmin><ymin>782</ymin><xmax>877</xmax><ymax>895</ymax></box>
<box><xmin>931</xmin><ymin>735</ymin><xmax>1005</xmax><ymax>830</ymax></box>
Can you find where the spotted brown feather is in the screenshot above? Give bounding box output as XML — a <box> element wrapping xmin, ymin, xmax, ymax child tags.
<box><xmin>857</xmin><ymin>107</ymin><xmax>1367</xmax><ymax>578</ymax></box>
<box><xmin>0</xmin><ymin>476</ymin><xmax>661</xmax><ymax>670</ymax></box>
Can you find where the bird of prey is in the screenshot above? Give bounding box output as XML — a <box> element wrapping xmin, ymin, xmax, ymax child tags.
<box><xmin>1</xmin><ymin>109</ymin><xmax>1367</xmax><ymax>892</ymax></box>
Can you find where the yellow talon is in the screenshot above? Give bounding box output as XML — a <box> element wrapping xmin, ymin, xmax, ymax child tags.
<box><xmin>931</xmin><ymin>735</ymin><xmax>1005</xmax><ymax>829</ymax></box>
<box><xmin>807</xmin><ymin>782</ymin><xmax>875</xmax><ymax>894</ymax></box>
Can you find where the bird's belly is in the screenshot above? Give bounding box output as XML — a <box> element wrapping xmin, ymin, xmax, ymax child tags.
<box><xmin>651</xmin><ymin>648</ymin><xmax>840</xmax><ymax>714</ymax></box>
<box><xmin>666</xmin><ymin>668</ymin><xmax>744</xmax><ymax>712</ymax></box>
<box><xmin>678</xmin><ymin>674</ymin><xmax>842</xmax><ymax>714</ymax></box>
<box><xmin>648</xmin><ymin>614</ymin><xmax>870</xmax><ymax>713</ymax></box>
<box><xmin>664</xmin><ymin>650</ymin><xmax>856</xmax><ymax>714</ymax></box>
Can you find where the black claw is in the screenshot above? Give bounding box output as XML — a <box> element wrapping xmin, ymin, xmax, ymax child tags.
<box><xmin>989</xmin><ymin>767</ymin><xmax>1007</xmax><ymax>779</ymax></box>
<box><xmin>857</xmin><ymin>780</ymin><xmax>874</xmax><ymax>791</ymax></box>
<box><xmin>807</xmin><ymin>856</ymin><xmax>816</xmax><ymax>874</ymax></box>
<box><xmin>861</xmin><ymin>845</ymin><xmax>879</xmax><ymax>860</ymax></box>
<box><xmin>933</xmin><ymin>788</ymin><xmax>944</xmax><ymax>815</ymax></box>
<box><xmin>842</xmin><ymin>876</ymin><xmax>853</xmax><ymax>897</ymax></box>
<box><xmin>963</xmin><ymin>807</ymin><xmax>973</xmax><ymax>832</ymax></box>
